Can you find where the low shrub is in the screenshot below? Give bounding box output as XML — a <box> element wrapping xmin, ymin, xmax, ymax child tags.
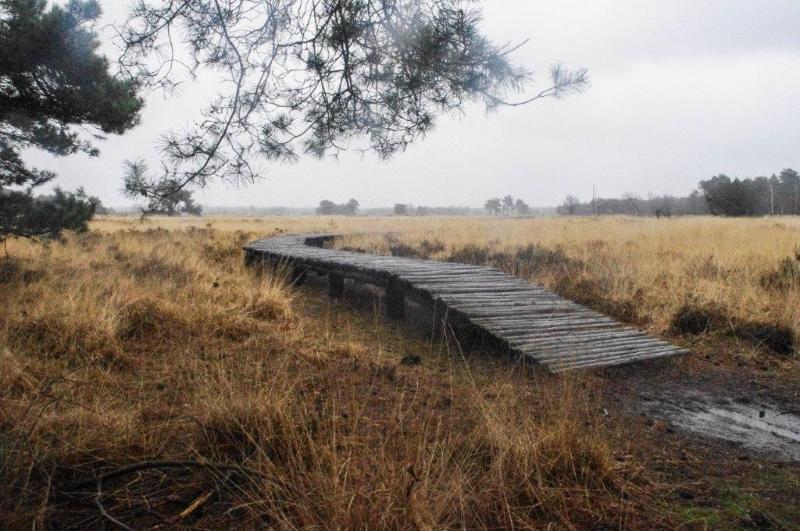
<box><xmin>210</xmin><ymin>315</ymin><xmax>258</xmax><ymax>341</ymax></box>
<box><xmin>198</xmin><ymin>392</ymin><xmax>299</xmax><ymax>464</ymax></box>
<box><xmin>385</xmin><ymin>235</ymin><xmax>425</xmax><ymax>258</ymax></box>
<box><xmin>245</xmin><ymin>295</ymin><xmax>291</xmax><ymax>321</ymax></box>
<box><xmin>671</xmin><ymin>302</ymin><xmax>726</xmax><ymax>335</ymax></box>
<box><xmin>760</xmin><ymin>255</ymin><xmax>800</xmax><ymax>292</ymax></box>
<box><xmin>7</xmin><ymin>313</ymin><xmax>122</xmax><ymax>366</ymax></box>
<box><xmin>115</xmin><ymin>297</ymin><xmax>188</xmax><ymax>342</ymax></box>
<box><xmin>446</xmin><ymin>243</ymin><xmax>581</xmax><ymax>277</ymax></box>
<box><xmin>0</xmin><ymin>349</ymin><xmax>37</xmax><ymax>395</ymax></box>
<box><xmin>419</xmin><ymin>239</ymin><xmax>446</xmax><ymax>256</ymax></box>
<box><xmin>126</xmin><ymin>253</ymin><xmax>193</xmax><ymax>284</ymax></box>
<box><xmin>0</xmin><ymin>258</ymin><xmax>19</xmax><ymax>283</ymax></box>
<box><xmin>736</xmin><ymin>322</ymin><xmax>795</xmax><ymax>355</ymax></box>
<box><xmin>202</xmin><ymin>240</ymin><xmax>243</xmax><ymax>264</ymax></box>
<box><xmin>513</xmin><ymin>244</ymin><xmax>578</xmax><ymax>276</ymax></box>
<box><xmin>446</xmin><ymin>244</ymin><xmax>493</xmax><ymax>265</ymax></box>
<box><xmin>671</xmin><ymin>301</ymin><xmax>795</xmax><ymax>355</ymax></box>
<box><xmin>0</xmin><ymin>258</ymin><xmax>45</xmax><ymax>285</ymax></box>
<box><xmin>686</xmin><ymin>255</ymin><xmax>731</xmax><ymax>280</ymax></box>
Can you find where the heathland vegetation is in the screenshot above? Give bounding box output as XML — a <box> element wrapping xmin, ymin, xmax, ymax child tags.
<box><xmin>2</xmin><ymin>215</ymin><xmax>799</xmax><ymax>528</ymax></box>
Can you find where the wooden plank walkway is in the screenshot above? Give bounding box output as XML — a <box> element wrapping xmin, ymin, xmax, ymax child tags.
<box><xmin>244</xmin><ymin>234</ymin><xmax>688</xmax><ymax>372</ymax></box>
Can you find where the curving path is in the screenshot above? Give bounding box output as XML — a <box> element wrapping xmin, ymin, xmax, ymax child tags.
<box><xmin>244</xmin><ymin>234</ymin><xmax>688</xmax><ymax>372</ymax></box>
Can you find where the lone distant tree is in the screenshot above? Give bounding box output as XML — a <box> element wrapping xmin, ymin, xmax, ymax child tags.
<box><xmin>118</xmin><ymin>1</ymin><xmax>588</xmax><ymax>203</ymax></box>
<box><xmin>484</xmin><ymin>198</ymin><xmax>502</xmax><ymax>216</ymax></box>
<box><xmin>345</xmin><ymin>199</ymin><xmax>360</xmax><ymax>216</ymax></box>
<box><xmin>394</xmin><ymin>203</ymin><xmax>409</xmax><ymax>216</ymax></box>
<box><xmin>1</xmin><ymin>0</ymin><xmax>143</xmax><ymax>241</ymax></box>
<box><xmin>316</xmin><ymin>200</ymin><xmax>336</xmax><ymax>216</ymax></box>
<box><xmin>153</xmin><ymin>185</ymin><xmax>202</xmax><ymax>216</ymax></box>
<box><xmin>315</xmin><ymin>199</ymin><xmax>360</xmax><ymax>216</ymax></box>
<box><xmin>124</xmin><ymin>161</ymin><xmax>202</xmax><ymax>216</ymax></box>
<box><xmin>698</xmin><ymin>175</ymin><xmax>758</xmax><ymax>216</ymax></box>
<box><xmin>502</xmin><ymin>195</ymin><xmax>515</xmax><ymax>216</ymax></box>
<box><xmin>88</xmin><ymin>196</ymin><xmax>113</xmax><ymax>216</ymax></box>
<box><xmin>561</xmin><ymin>195</ymin><xmax>580</xmax><ymax>216</ymax></box>
<box><xmin>514</xmin><ymin>198</ymin><xmax>531</xmax><ymax>216</ymax></box>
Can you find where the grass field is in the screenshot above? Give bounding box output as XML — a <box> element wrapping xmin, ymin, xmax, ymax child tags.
<box><xmin>338</xmin><ymin>216</ymin><xmax>800</xmax><ymax>370</ymax></box>
<box><xmin>1</xmin><ymin>215</ymin><xmax>798</xmax><ymax>528</ymax></box>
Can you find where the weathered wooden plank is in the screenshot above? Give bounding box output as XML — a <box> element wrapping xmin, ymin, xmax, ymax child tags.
<box><xmin>418</xmin><ymin>283</ymin><xmax>534</xmax><ymax>293</ymax></box>
<box><xmin>398</xmin><ymin>270</ymin><xmax>510</xmax><ymax>279</ymax></box>
<box><xmin>499</xmin><ymin>332</ymin><xmax>632</xmax><ymax>346</ymax></box>
<box><xmin>482</xmin><ymin>322</ymin><xmax>620</xmax><ymax>336</ymax></box>
<box><xmin>441</xmin><ymin>296</ymin><xmax>577</xmax><ymax>307</ymax></box>
<box><xmin>472</xmin><ymin>315</ymin><xmax>617</xmax><ymax>327</ymax></box>
<box><xmin>506</xmin><ymin>329</ymin><xmax>649</xmax><ymax>347</ymax></box>
<box><xmin>533</xmin><ymin>347</ymin><xmax>676</xmax><ymax>363</ymax></box>
<box><xmin>509</xmin><ymin>327</ymin><xmax>648</xmax><ymax>343</ymax></box>
<box><xmin>495</xmin><ymin>325</ymin><xmax>625</xmax><ymax>341</ymax></box>
<box><xmin>547</xmin><ymin>347</ymin><xmax>685</xmax><ymax>371</ymax></box>
<box><xmin>454</xmin><ymin>302</ymin><xmax>570</xmax><ymax>312</ymax></box>
<box><xmin>535</xmin><ymin>339</ymin><xmax>679</xmax><ymax>359</ymax></box>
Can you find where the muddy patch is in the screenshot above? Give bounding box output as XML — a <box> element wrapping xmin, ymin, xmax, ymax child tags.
<box><xmin>637</xmin><ymin>389</ymin><xmax>800</xmax><ymax>461</ymax></box>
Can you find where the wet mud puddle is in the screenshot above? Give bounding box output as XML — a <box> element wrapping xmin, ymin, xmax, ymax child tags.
<box><xmin>637</xmin><ymin>390</ymin><xmax>800</xmax><ymax>461</ymax></box>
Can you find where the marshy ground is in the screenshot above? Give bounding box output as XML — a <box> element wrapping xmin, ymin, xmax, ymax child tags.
<box><xmin>1</xmin><ymin>215</ymin><xmax>798</xmax><ymax>529</ymax></box>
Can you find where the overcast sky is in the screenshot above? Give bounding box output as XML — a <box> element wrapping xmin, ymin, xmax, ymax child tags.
<box><xmin>27</xmin><ymin>0</ymin><xmax>800</xmax><ymax>208</ymax></box>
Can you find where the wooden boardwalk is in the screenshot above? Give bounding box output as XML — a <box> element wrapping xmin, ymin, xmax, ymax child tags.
<box><xmin>244</xmin><ymin>234</ymin><xmax>688</xmax><ymax>372</ymax></box>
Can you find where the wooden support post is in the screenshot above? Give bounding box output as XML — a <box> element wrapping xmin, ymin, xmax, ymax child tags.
<box><xmin>385</xmin><ymin>279</ymin><xmax>405</xmax><ymax>320</ymax></box>
<box><xmin>291</xmin><ymin>265</ymin><xmax>307</xmax><ymax>286</ymax></box>
<box><xmin>328</xmin><ymin>272</ymin><xmax>344</xmax><ymax>298</ymax></box>
<box><xmin>246</xmin><ymin>252</ymin><xmax>274</xmax><ymax>274</ymax></box>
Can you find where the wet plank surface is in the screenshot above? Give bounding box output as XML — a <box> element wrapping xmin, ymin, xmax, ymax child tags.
<box><xmin>245</xmin><ymin>234</ymin><xmax>688</xmax><ymax>372</ymax></box>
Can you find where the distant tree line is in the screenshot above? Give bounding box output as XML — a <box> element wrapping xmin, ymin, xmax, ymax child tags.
<box><xmin>484</xmin><ymin>195</ymin><xmax>531</xmax><ymax>216</ymax></box>
<box><xmin>557</xmin><ymin>193</ymin><xmax>707</xmax><ymax>217</ymax></box>
<box><xmin>316</xmin><ymin>199</ymin><xmax>360</xmax><ymax>216</ymax></box>
<box><xmin>557</xmin><ymin>168</ymin><xmax>800</xmax><ymax>218</ymax></box>
<box><xmin>698</xmin><ymin>169</ymin><xmax>800</xmax><ymax>216</ymax></box>
<box><xmin>388</xmin><ymin>205</ymin><xmax>481</xmax><ymax>216</ymax></box>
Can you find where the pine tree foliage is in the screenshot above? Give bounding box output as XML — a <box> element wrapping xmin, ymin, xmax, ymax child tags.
<box><xmin>699</xmin><ymin>170</ymin><xmax>800</xmax><ymax>217</ymax></box>
<box><xmin>0</xmin><ymin>0</ymin><xmax>143</xmax><ymax>240</ymax></box>
<box><xmin>124</xmin><ymin>160</ymin><xmax>202</xmax><ymax>216</ymax></box>
<box><xmin>119</xmin><ymin>0</ymin><xmax>588</xmax><ymax>202</ymax></box>
<box><xmin>484</xmin><ymin>197</ymin><xmax>501</xmax><ymax>215</ymax></box>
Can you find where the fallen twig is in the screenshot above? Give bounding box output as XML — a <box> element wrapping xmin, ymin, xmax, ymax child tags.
<box><xmin>81</xmin><ymin>461</ymin><xmax>265</xmax><ymax>529</ymax></box>
<box><xmin>178</xmin><ymin>490</ymin><xmax>214</xmax><ymax>521</ymax></box>
<box><xmin>70</xmin><ymin>460</ymin><xmax>266</xmax><ymax>491</ymax></box>
<box><xmin>95</xmin><ymin>480</ymin><xmax>134</xmax><ymax>531</ymax></box>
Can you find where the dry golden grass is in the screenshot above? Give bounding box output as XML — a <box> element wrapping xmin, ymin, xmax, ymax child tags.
<box><xmin>336</xmin><ymin>216</ymin><xmax>800</xmax><ymax>365</ymax></box>
<box><xmin>0</xmin><ymin>217</ymin><xmax>672</xmax><ymax>529</ymax></box>
<box><xmin>1</xmin><ymin>214</ymin><xmax>797</xmax><ymax>528</ymax></box>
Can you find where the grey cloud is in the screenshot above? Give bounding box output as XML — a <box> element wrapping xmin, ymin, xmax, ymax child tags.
<box><xmin>27</xmin><ymin>0</ymin><xmax>800</xmax><ymax>208</ymax></box>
